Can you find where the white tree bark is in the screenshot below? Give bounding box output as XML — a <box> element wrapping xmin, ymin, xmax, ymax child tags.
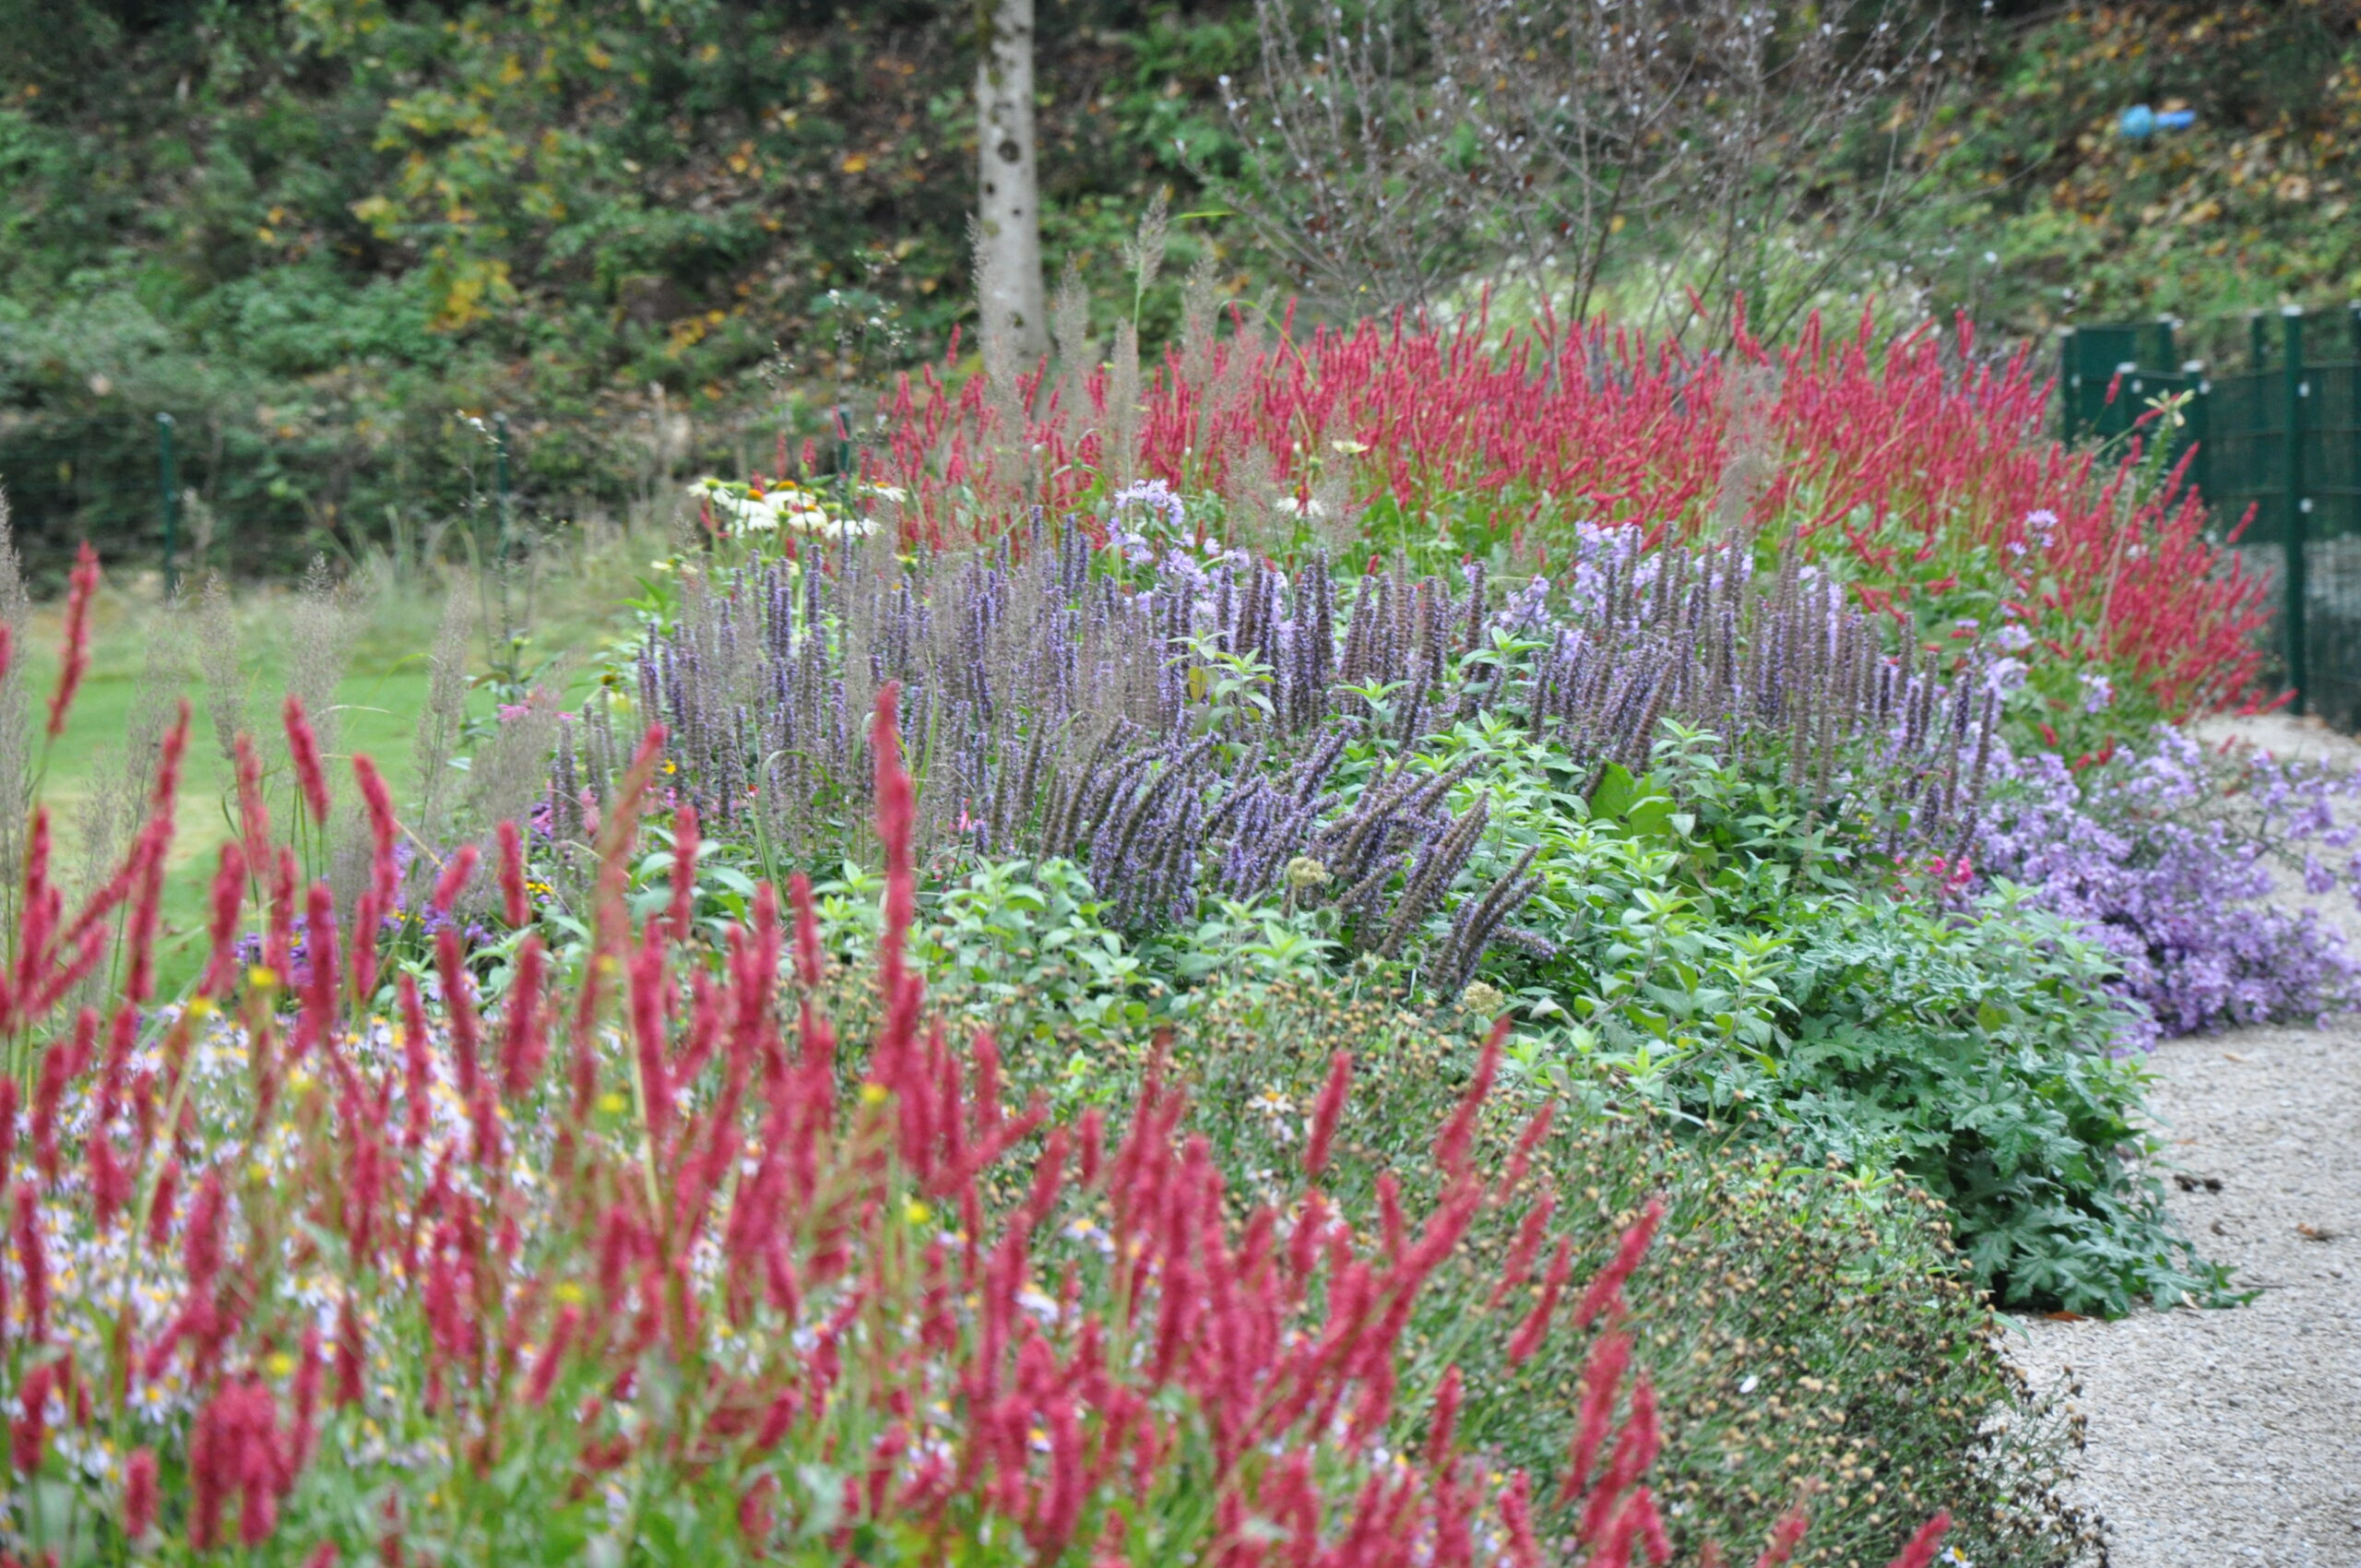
<box><xmin>975</xmin><ymin>0</ymin><xmax>1048</xmax><ymax>362</ymax></box>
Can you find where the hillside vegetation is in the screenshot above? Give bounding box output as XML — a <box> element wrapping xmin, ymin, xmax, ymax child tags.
<box><xmin>0</xmin><ymin>0</ymin><xmax>2355</xmax><ymax>575</ymax></box>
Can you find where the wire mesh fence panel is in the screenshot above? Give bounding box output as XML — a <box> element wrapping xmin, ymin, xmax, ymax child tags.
<box><xmin>2062</xmin><ymin>306</ymin><xmax>2361</xmax><ymax>731</ymax></box>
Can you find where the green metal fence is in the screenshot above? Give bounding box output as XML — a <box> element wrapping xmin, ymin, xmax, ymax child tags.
<box><xmin>2060</xmin><ymin>305</ymin><xmax>2361</xmax><ymax>729</ymax></box>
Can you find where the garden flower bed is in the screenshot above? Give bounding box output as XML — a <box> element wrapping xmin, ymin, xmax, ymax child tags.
<box><xmin>2</xmin><ymin>298</ymin><xmax>2349</xmax><ymax>1563</ymax></box>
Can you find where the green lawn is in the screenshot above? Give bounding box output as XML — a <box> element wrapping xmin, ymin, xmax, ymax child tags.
<box><xmin>18</xmin><ymin>538</ymin><xmax>656</xmax><ymax>990</ymax></box>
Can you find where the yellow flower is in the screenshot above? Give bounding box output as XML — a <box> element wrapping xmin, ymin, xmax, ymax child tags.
<box><xmin>186</xmin><ymin>996</ymin><xmax>217</xmax><ymax>1018</ymax></box>
<box><xmin>554</xmin><ymin>1282</ymin><xmax>587</xmax><ymax>1305</ymax></box>
<box><xmin>247</xmin><ymin>965</ymin><xmax>279</xmax><ymax>992</ymax></box>
<box><xmin>267</xmin><ymin>1352</ymin><xmax>296</xmax><ymax>1379</ymax></box>
<box><xmin>904</xmin><ymin>1199</ymin><xmax>932</xmax><ymax>1226</ymax></box>
<box><xmin>598</xmin><ymin>1092</ymin><xmax>628</xmax><ymax>1115</ymax></box>
<box><xmin>859</xmin><ymin>1082</ymin><xmax>889</xmax><ymax>1105</ymax></box>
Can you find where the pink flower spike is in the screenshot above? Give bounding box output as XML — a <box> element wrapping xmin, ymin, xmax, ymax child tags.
<box><xmin>44</xmin><ymin>541</ymin><xmax>98</xmax><ymax>739</ymax></box>
<box><xmin>1749</xmin><ymin>1503</ymin><xmax>1811</xmax><ymax>1568</ymax></box>
<box><xmin>283</xmin><ymin>694</ymin><xmax>331</xmax><ymax>826</ymax></box>
<box><xmin>432</xmin><ymin>843</ymin><xmax>480</xmax><ymax>917</ymax></box>
<box><xmin>1575</xmin><ymin>1197</ymin><xmax>1666</xmax><ymax>1329</ymax></box>
<box><xmin>498</xmin><ymin>819</ymin><xmax>530</xmax><ymax>926</ymax></box>
<box><xmin>1303</xmin><ymin>1049</ymin><xmax>1352</xmax><ymax>1180</ymax></box>
<box><xmin>1881</xmin><ymin>1512</ymin><xmax>1952</xmax><ymax>1568</ymax></box>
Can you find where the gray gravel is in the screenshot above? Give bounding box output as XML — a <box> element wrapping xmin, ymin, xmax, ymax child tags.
<box><xmin>2007</xmin><ymin>715</ymin><xmax>2361</xmax><ymax>1566</ymax></box>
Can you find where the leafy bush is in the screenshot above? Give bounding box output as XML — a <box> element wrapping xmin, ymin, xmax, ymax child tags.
<box><xmin>1741</xmin><ymin>889</ymin><xmax>2227</xmax><ymax>1317</ymax></box>
<box><xmin>1436</xmin><ymin>715</ymin><xmax>2226</xmax><ymax>1316</ymax></box>
<box><xmin>1133</xmin><ymin>985</ymin><xmax>2101</xmax><ymax>1567</ymax></box>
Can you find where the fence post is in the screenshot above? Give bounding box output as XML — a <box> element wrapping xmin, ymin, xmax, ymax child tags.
<box><xmin>2058</xmin><ymin>327</ymin><xmax>2079</xmax><ymax>443</ymax></box>
<box><xmin>2184</xmin><ymin>358</ymin><xmax>2212</xmax><ymax>507</ymax></box>
<box><xmin>156</xmin><ymin>412</ymin><xmax>179</xmax><ymax>592</ymax></box>
<box><xmin>2284</xmin><ymin>306</ymin><xmax>2309</xmax><ymax>714</ymax></box>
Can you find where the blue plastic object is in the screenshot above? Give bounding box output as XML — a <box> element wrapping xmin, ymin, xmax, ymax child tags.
<box><xmin>2118</xmin><ymin>104</ymin><xmax>2196</xmax><ymax>139</ymax></box>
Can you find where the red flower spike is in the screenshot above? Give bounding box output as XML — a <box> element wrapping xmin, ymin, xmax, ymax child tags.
<box><xmin>282</xmin><ymin>695</ymin><xmax>331</xmax><ymax>827</ymax></box>
<box><xmin>1559</xmin><ymin>1330</ymin><xmax>1631</xmax><ymax>1506</ymax></box>
<box><xmin>431</xmin><ymin>843</ymin><xmax>479</xmax><ymax>917</ymax></box>
<box><xmin>1303</xmin><ymin>1049</ymin><xmax>1351</xmax><ymax>1180</ymax></box>
<box><xmin>788</xmin><ymin>871</ymin><xmax>823</xmax><ymax>988</ymax></box>
<box><xmin>497</xmin><ymin>818</ymin><xmax>529</xmax><ymax>927</ymax></box>
<box><xmin>10</xmin><ymin>1184</ymin><xmax>47</xmax><ymax>1343</ymax></box>
<box><xmin>124</xmin><ymin>1447</ymin><xmax>160</xmax><ymax>1538</ymax></box>
<box><xmin>1489</xmin><ymin>1193</ymin><xmax>1558</xmax><ymax>1309</ymax></box>
<box><xmin>1425</xmin><ymin>1365</ymin><xmax>1464</xmax><ymax>1468</ymax></box>
<box><xmin>528</xmin><ymin>1304</ymin><xmax>582</xmax><ymax>1406</ymax></box>
<box><xmin>1432</xmin><ymin>1017</ymin><xmax>1506</xmax><ymax>1177</ymax></box>
<box><xmin>200</xmin><ymin>839</ymin><xmax>248</xmax><ymax>997</ymax></box>
<box><xmin>1750</xmin><ymin>1503</ymin><xmax>1811</xmax><ymax>1568</ymax></box>
<box><xmin>500</xmin><ymin>934</ymin><xmax>549</xmax><ymax>1098</ymax></box>
<box><xmin>44</xmin><ymin>542</ymin><xmax>98</xmax><ymax>740</ymax></box>
<box><xmin>1498</xmin><ymin>1101</ymin><xmax>1554</xmax><ymax>1202</ymax></box>
<box><xmin>1882</xmin><ymin>1513</ymin><xmax>1953</xmax><ymax>1568</ymax></box>
<box><xmin>1575</xmin><ymin>1197</ymin><xmax>1666</xmax><ymax>1329</ymax></box>
<box><xmin>1506</xmin><ymin>1237</ymin><xmax>1573</xmax><ymax>1366</ymax></box>
<box><xmin>11</xmin><ymin>1361</ymin><xmax>53</xmax><ymax>1474</ymax></box>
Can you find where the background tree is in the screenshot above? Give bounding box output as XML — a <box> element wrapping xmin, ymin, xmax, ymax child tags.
<box><xmin>975</xmin><ymin>0</ymin><xmax>1050</xmax><ymax>361</ymax></box>
<box><xmin>1209</xmin><ymin>0</ymin><xmax>1948</xmax><ymax>340</ymax></box>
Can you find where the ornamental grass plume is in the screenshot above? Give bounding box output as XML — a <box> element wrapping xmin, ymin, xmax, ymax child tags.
<box><xmin>0</xmin><ymin>587</ymin><xmax>1959</xmax><ymax>1562</ymax></box>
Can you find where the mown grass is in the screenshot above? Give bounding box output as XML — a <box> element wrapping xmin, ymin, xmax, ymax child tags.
<box><xmin>18</xmin><ymin>523</ymin><xmax>660</xmax><ymax>985</ymax></box>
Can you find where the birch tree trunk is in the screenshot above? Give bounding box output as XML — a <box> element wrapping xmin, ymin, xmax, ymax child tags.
<box><xmin>975</xmin><ymin>0</ymin><xmax>1048</xmax><ymax>362</ymax></box>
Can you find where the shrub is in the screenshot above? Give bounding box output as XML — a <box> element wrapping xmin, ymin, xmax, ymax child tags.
<box><xmin>1128</xmin><ymin>985</ymin><xmax>2101</xmax><ymax>1567</ymax></box>
<box><xmin>1403</xmin><ymin>702</ymin><xmax>2219</xmax><ymax>1316</ymax></box>
<box><xmin>1741</xmin><ymin>888</ymin><xmax>2230</xmax><ymax>1316</ymax></box>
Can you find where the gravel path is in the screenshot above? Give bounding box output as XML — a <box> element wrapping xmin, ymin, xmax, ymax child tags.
<box><xmin>2009</xmin><ymin>715</ymin><xmax>2361</xmax><ymax>1566</ymax></box>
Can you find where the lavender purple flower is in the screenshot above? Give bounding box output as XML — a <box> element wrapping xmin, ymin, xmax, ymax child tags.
<box><xmin>1977</xmin><ymin>728</ymin><xmax>2361</xmax><ymax>1036</ymax></box>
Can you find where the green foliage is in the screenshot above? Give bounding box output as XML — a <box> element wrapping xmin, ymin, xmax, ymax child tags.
<box><xmin>1406</xmin><ymin>719</ymin><xmax>2223</xmax><ymax>1316</ymax></box>
<box><xmin>1133</xmin><ymin>985</ymin><xmax>2097</xmax><ymax>1565</ymax></box>
<box><xmin>1902</xmin><ymin>1</ymin><xmax>2361</xmax><ymax>327</ymax></box>
<box><xmin>1717</xmin><ymin>888</ymin><xmax>2233</xmax><ymax>1318</ymax></box>
<box><xmin>0</xmin><ymin>0</ymin><xmax>1252</xmax><ymax>574</ymax></box>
